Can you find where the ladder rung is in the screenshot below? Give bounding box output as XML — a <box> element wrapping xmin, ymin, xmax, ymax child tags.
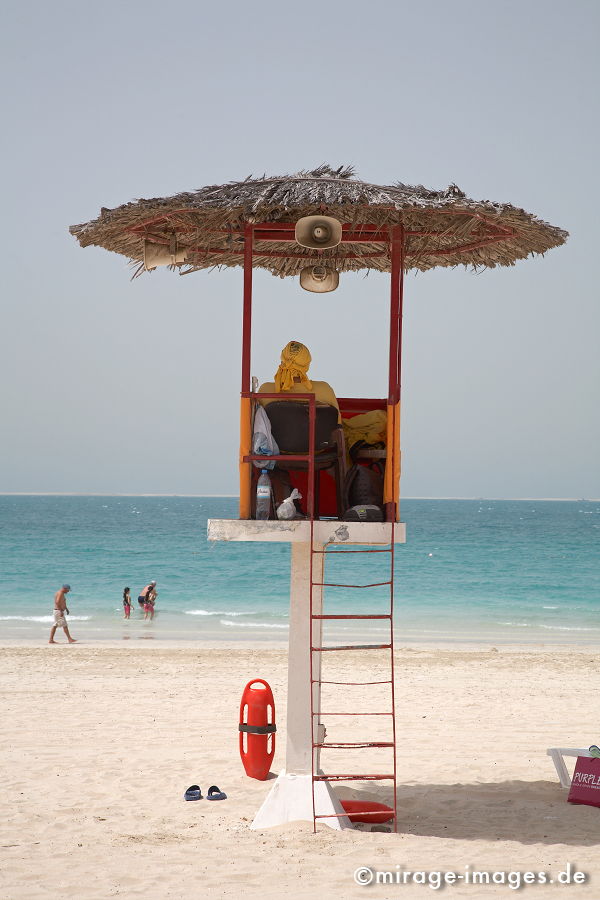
<box><xmin>312</xmin><ymin>614</ymin><xmax>391</xmax><ymax>620</ymax></box>
<box><xmin>314</xmin><ymin>810</ymin><xmax>394</xmax><ymax>820</ymax></box>
<box><xmin>314</xmin><ymin>742</ymin><xmax>394</xmax><ymax>749</ymax></box>
<box><xmin>314</xmin><ymin>774</ymin><xmax>395</xmax><ymax>782</ymax></box>
<box><xmin>313</xmin><ymin>711</ymin><xmax>394</xmax><ymax>716</ymax></box>
<box><xmin>312</xmin><ymin>679</ymin><xmax>393</xmax><ymax>685</ymax></box>
<box><xmin>312</xmin><ymin>644</ymin><xmax>392</xmax><ymax>652</ymax></box>
<box><xmin>312</xmin><ymin>548</ymin><xmax>392</xmax><ymax>555</ymax></box>
<box><xmin>311</xmin><ymin>581</ymin><xmax>391</xmax><ymax>589</ymax></box>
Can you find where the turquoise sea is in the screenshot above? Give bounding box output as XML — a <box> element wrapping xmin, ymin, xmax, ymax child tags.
<box><xmin>0</xmin><ymin>496</ymin><xmax>598</xmax><ymax>644</ymax></box>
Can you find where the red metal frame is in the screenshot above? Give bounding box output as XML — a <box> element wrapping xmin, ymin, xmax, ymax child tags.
<box><xmin>130</xmin><ymin>209</ymin><xmax>515</xmax><ymax>266</ymax></box>
<box><xmin>241</xmin><ymin>223</ymin><xmax>253</xmax><ymax>393</ymax></box>
<box><xmin>129</xmin><ymin>209</ymin><xmax>515</xmax><ymax>243</ymax></box>
<box><xmin>338</xmin><ymin>397</ymin><xmax>387</xmax><ymax>414</ymax></box>
<box><xmin>388</xmin><ymin>225</ymin><xmax>403</xmax><ymax>406</ymax></box>
<box><xmin>383</xmin><ymin>227</ymin><xmax>404</xmax><ymax>522</ymax></box>
<box><xmin>314</xmin><ymin>711</ymin><xmax>394</xmax><ymax>716</ymax></box>
<box><xmin>245</xmin><ymin>391</ymin><xmax>317</xmax><ymax>520</ymax></box>
<box><xmin>185</xmin><ymin>245</ymin><xmax>388</xmax><ymax>262</ymax></box>
<box><xmin>239</xmin><ymin>219</ymin><xmax>405</xmax><ymax>523</ymax></box>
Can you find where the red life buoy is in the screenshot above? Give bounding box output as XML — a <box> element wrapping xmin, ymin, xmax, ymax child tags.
<box><xmin>340</xmin><ymin>800</ymin><xmax>394</xmax><ymax>824</ymax></box>
<box><xmin>239</xmin><ymin>679</ymin><xmax>276</xmax><ymax>781</ymax></box>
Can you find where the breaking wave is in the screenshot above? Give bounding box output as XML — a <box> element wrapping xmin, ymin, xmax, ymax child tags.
<box><xmin>185</xmin><ymin>609</ymin><xmax>254</xmax><ymax>617</ymax></box>
<box><xmin>0</xmin><ymin>615</ymin><xmax>91</xmax><ymax>623</ymax></box>
<box><xmin>219</xmin><ymin>619</ymin><xmax>288</xmax><ymax>630</ymax></box>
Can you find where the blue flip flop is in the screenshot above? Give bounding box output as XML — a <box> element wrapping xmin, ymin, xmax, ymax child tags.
<box><xmin>184</xmin><ymin>785</ymin><xmax>202</xmax><ymax>801</ymax></box>
<box><xmin>206</xmin><ymin>785</ymin><xmax>227</xmax><ymax>801</ymax></box>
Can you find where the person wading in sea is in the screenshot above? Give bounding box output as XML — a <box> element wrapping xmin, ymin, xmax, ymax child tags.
<box><xmin>138</xmin><ymin>580</ymin><xmax>156</xmax><ymax>608</ymax></box>
<box><xmin>49</xmin><ymin>585</ymin><xmax>77</xmax><ymax>644</ymax></box>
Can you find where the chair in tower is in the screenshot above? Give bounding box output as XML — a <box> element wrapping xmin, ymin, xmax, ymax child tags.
<box><xmin>263</xmin><ymin>400</ymin><xmax>346</xmax><ymax>519</ymax></box>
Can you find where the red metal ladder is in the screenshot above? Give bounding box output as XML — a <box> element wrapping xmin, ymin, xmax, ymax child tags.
<box><xmin>308</xmin><ymin>518</ymin><xmax>397</xmax><ymax>832</ymax></box>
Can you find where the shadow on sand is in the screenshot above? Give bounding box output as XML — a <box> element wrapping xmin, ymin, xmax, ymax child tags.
<box><xmin>341</xmin><ymin>781</ymin><xmax>599</xmax><ymax>846</ymax></box>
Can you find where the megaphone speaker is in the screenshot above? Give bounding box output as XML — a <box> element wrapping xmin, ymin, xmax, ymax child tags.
<box><xmin>143</xmin><ymin>240</ymin><xmax>187</xmax><ymax>270</ymax></box>
<box><xmin>299</xmin><ymin>265</ymin><xmax>339</xmax><ymax>293</ymax></box>
<box><xmin>295</xmin><ymin>215</ymin><xmax>342</xmax><ymax>250</ymax></box>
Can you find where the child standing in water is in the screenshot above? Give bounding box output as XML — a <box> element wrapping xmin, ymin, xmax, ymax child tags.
<box><xmin>123</xmin><ymin>587</ymin><xmax>132</xmax><ymax>619</ymax></box>
<box><xmin>144</xmin><ymin>590</ymin><xmax>156</xmax><ymax>621</ymax></box>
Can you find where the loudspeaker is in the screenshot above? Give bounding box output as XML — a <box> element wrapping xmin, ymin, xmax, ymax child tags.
<box><xmin>143</xmin><ymin>239</ymin><xmax>187</xmax><ymax>270</ymax></box>
<box><xmin>299</xmin><ymin>265</ymin><xmax>339</xmax><ymax>293</ymax></box>
<box><xmin>295</xmin><ymin>215</ymin><xmax>342</xmax><ymax>249</ymax></box>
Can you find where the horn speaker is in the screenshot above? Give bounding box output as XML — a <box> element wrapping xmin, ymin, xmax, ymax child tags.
<box><xmin>143</xmin><ymin>239</ymin><xmax>187</xmax><ymax>270</ymax></box>
<box><xmin>299</xmin><ymin>265</ymin><xmax>339</xmax><ymax>293</ymax></box>
<box><xmin>295</xmin><ymin>215</ymin><xmax>342</xmax><ymax>249</ymax></box>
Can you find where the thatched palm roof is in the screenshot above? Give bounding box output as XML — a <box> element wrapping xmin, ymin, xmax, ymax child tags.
<box><xmin>69</xmin><ymin>165</ymin><xmax>567</xmax><ymax>277</ymax></box>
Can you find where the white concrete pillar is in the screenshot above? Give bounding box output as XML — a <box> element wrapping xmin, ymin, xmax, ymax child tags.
<box><xmin>285</xmin><ymin>541</ymin><xmax>322</xmax><ymax>773</ymax></box>
<box><xmin>251</xmin><ymin>539</ymin><xmax>350</xmax><ymax>830</ymax></box>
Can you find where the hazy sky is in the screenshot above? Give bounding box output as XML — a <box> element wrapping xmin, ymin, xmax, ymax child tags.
<box><xmin>1</xmin><ymin>0</ymin><xmax>598</xmax><ymax>498</ymax></box>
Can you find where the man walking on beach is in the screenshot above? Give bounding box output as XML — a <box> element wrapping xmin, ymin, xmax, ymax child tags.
<box><xmin>49</xmin><ymin>585</ymin><xmax>77</xmax><ymax>644</ymax></box>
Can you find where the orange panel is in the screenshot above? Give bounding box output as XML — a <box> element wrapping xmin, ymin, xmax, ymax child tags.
<box><xmin>239</xmin><ymin>397</ymin><xmax>252</xmax><ymax>519</ymax></box>
<box><xmin>384</xmin><ymin>401</ymin><xmax>401</xmax><ymax>519</ymax></box>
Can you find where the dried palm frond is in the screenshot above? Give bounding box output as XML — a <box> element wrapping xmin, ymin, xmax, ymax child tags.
<box><xmin>69</xmin><ymin>166</ymin><xmax>567</xmax><ymax>277</ymax></box>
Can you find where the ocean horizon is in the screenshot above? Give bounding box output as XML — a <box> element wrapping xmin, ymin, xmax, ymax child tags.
<box><xmin>2</xmin><ymin>493</ymin><xmax>597</xmax><ymax>500</ymax></box>
<box><xmin>1</xmin><ymin>495</ymin><xmax>598</xmax><ymax>645</ymax></box>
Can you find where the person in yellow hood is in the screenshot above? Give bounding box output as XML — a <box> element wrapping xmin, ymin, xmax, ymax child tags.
<box><xmin>258</xmin><ymin>341</ymin><xmax>340</xmax><ymax>420</ymax></box>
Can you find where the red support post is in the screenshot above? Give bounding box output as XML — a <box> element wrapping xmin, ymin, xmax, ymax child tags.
<box><xmin>239</xmin><ymin>225</ymin><xmax>254</xmax><ymax>518</ymax></box>
<box><xmin>397</xmin><ymin>231</ymin><xmax>405</xmax><ymax>401</ymax></box>
<box><xmin>241</xmin><ymin>224</ymin><xmax>254</xmax><ymax>392</ymax></box>
<box><xmin>385</xmin><ymin>226</ymin><xmax>404</xmax><ymax>522</ymax></box>
<box><xmin>388</xmin><ymin>225</ymin><xmax>403</xmax><ymax>405</ymax></box>
<box><xmin>308</xmin><ymin>397</ymin><xmax>316</xmax><ymax>520</ymax></box>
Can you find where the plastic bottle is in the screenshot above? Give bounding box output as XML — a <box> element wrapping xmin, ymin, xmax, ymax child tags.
<box><xmin>256</xmin><ymin>470</ymin><xmax>272</xmax><ymax>520</ymax></box>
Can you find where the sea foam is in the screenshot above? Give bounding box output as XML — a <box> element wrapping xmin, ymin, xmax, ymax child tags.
<box><xmin>0</xmin><ymin>615</ymin><xmax>91</xmax><ymax>623</ymax></box>
<box><xmin>185</xmin><ymin>609</ymin><xmax>253</xmax><ymax>617</ymax></box>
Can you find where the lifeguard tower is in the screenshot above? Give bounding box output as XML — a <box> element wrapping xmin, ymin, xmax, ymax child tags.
<box><xmin>70</xmin><ymin>165</ymin><xmax>567</xmax><ymax>832</ymax></box>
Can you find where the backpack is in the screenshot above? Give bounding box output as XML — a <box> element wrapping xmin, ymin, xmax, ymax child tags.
<box><xmin>343</xmin><ymin>441</ymin><xmax>384</xmax><ymax>513</ymax></box>
<box><xmin>344</xmin><ymin>504</ymin><xmax>384</xmax><ymax>522</ymax></box>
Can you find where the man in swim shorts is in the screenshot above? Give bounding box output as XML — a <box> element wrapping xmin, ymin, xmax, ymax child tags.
<box><xmin>49</xmin><ymin>585</ymin><xmax>77</xmax><ymax>644</ymax></box>
<box><xmin>138</xmin><ymin>580</ymin><xmax>157</xmax><ymax>608</ymax></box>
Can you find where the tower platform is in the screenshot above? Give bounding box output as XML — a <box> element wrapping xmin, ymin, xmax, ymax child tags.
<box><xmin>207</xmin><ymin>519</ymin><xmax>406</xmax><ymax>544</ymax></box>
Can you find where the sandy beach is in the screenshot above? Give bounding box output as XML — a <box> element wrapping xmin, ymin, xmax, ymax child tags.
<box><xmin>1</xmin><ymin>642</ymin><xmax>599</xmax><ymax>899</ymax></box>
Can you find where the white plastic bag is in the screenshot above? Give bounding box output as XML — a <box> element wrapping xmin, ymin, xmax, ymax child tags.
<box><xmin>252</xmin><ymin>406</ymin><xmax>279</xmax><ymax>470</ymax></box>
<box><xmin>277</xmin><ymin>489</ymin><xmax>302</xmax><ymax>520</ymax></box>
